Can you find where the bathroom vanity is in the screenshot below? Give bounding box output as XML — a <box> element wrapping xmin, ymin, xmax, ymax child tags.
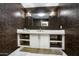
<box><xmin>9</xmin><ymin>29</ymin><xmax>66</xmax><ymax>56</ymax></box>
<box><xmin>17</xmin><ymin>29</ymin><xmax>65</xmax><ymax>50</ymax></box>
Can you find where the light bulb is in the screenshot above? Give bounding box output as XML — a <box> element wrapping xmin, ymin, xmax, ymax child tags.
<box><xmin>13</xmin><ymin>12</ymin><xmax>21</xmax><ymax>17</ymax></box>
<box><xmin>26</xmin><ymin>12</ymin><xmax>31</xmax><ymax>16</ymax></box>
<box><xmin>50</xmin><ymin>11</ymin><xmax>55</xmax><ymax>16</ymax></box>
<box><xmin>60</xmin><ymin>10</ymin><xmax>73</xmax><ymax>16</ymax></box>
<box><xmin>13</xmin><ymin>11</ymin><xmax>24</xmax><ymax>18</ymax></box>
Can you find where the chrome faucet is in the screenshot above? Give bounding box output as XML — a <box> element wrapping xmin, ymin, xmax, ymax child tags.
<box><xmin>39</xmin><ymin>28</ymin><xmax>41</xmax><ymax>32</ymax></box>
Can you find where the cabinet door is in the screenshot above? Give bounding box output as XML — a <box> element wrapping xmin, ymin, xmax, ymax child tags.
<box><xmin>30</xmin><ymin>34</ymin><xmax>39</xmax><ymax>48</ymax></box>
<box><xmin>40</xmin><ymin>34</ymin><xmax>50</xmax><ymax>48</ymax></box>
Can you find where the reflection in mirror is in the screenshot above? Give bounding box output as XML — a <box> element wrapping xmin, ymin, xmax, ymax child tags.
<box><xmin>41</xmin><ymin>20</ymin><xmax>48</xmax><ymax>26</ymax></box>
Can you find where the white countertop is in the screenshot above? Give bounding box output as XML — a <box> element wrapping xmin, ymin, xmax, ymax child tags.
<box><xmin>17</xmin><ymin>29</ymin><xmax>65</xmax><ymax>35</ymax></box>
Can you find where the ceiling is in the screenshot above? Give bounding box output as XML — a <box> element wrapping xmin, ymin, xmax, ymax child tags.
<box><xmin>21</xmin><ymin>3</ymin><xmax>59</xmax><ymax>8</ymax></box>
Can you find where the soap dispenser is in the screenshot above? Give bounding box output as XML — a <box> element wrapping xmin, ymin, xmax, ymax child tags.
<box><xmin>60</xmin><ymin>25</ymin><xmax>62</xmax><ymax>29</ymax></box>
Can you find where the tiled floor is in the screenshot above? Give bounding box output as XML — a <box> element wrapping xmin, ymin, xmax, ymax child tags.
<box><xmin>9</xmin><ymin>47</ymin><xmax>67</xmax><ymax>56</ymax></box>
<box><xmin>20</xmin><ymin>47</ymin><xmax>63</xmax><ymax>55</ymax></box>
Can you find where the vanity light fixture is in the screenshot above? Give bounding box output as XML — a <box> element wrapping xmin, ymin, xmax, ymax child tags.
<box><xmin>60</xmin><ymin>10</ymin><xmax>73</xmax><ymax>16</ymax></box>
<box><xmin>13</xmin><ymin>12</ymin><xmax>21</xmax><ymax>17</ymax></box>
<box><xmin>13</xmin><ymin>11</ymin><xmax>24</xmax><ymax>18</ymax></box>
<box><xmin>37</xmin><ymin>12</ymin><xmax>46</xmax><ymax>17</ymax></box>
<box><xmin>49</xmin><ymin>11</ymin><xmax>55</xmax><ymax>16</ymax></box>
<box><xmin>26</xmin><ymin>12</ymin><xmax>31</xmax><ymax>16</ymax></box>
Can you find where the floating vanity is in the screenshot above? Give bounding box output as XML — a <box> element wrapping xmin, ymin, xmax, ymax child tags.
<box><xmin>9</xmin><ymin>29</ymin><xmax>66</xmax><ymax>56</ymax></box>
<box><xmin>17</xmin><ymin>29</ymin><xmax>65</xmax><ymax>50</ymax></box>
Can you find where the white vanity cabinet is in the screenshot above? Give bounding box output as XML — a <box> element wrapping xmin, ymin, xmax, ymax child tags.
<box><xmin>18</xmin><ymin>34</ymin><xmax>50</xmax><ymax>48</ymax></box>
<box><xmin>30</xmin><ymin>34</ymin><xmax>50</xmax><ymax>48</ymax></box>
<box><xmin>39</xmin><ymin>34</ymin><xmax>50</xmax><ymax>48</ymax></box>
<box><xmin>30</xmin><ymin>34</ymin><xmax>39</xmax><ymax>48</ymax></box>
<box><xmin>17</xmin><ymin>29</ymin><xmax>65</xmax><ymax>50</ymax></box>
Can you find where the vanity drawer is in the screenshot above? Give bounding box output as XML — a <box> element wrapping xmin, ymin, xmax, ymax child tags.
<box><xmin>20</xmin><ymin>34</ymin><xmax>30</xmax><ymax>39</ymax></box>
<box><xmin>50</xmin><ymin>35</ymin><xmax>62</xmax><ymax>41</ymax></box>
<box><xmin>50</xmin><ymin>42</ymin><xmax>62</xmax><ymax>47</ymax></box>
<box><xmin>20</xmin><ymin>40</ymin><xmax>30</xmax><ymax>46</ymax></box>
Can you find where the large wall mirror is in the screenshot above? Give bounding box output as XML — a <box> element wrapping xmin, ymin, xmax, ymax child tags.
<box><xmin>22</xmin><ymin>6</ymin><xmax>59</xmax><ymax>29</ymax></box>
